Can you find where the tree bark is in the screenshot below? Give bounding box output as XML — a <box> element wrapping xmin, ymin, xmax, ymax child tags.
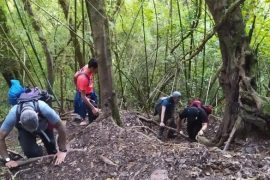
<box><xmin>86</xmin><ymin>0</ymin><xmax>122</xmax><ymax>126</ymax></box>
<box><xmin>205</xmin><ymin>0</ymin><xmax>270</xmax><ymax>146</ymax></box>
<box><xmin>22</xmin><ymin>0</ymin><xmax>54</xmax><ymax>92</ymax></box>
<box><xmin>58</xmin><ymin>0</ymin><xmax>85</xmax><ymax>68</ymax></box>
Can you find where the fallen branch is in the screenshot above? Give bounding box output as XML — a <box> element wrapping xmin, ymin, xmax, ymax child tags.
<box><xmin>12</xmin><ymin>168</ymin><xmax>31</xmax><ymax>180</ymax></box>
<box><xmin>137</xmin><ymin>115</ymin><xmax>189</xmax><ymax>139</ymax></box>
<box><xmin>99</xmin><ymin>155</ymin><xmax>118</xmax><ymax>166</ymax></box>
<box><xmin>15</xmin><ymin>154</ymin><xmax>55</xmax><ymax>167</ymax></box>
<box><xmin>223</xmin><ymin>117</ymin><xmax>242</xmax><ymax>151</ymax></box>
<box><xmin>129</xmin><ymin>125</ymin><xmax>157</xmax><ymax>136</ymax></box>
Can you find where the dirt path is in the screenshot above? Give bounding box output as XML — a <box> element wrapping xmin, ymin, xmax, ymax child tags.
<box><xmin>1</xmin><ymin>111</ymin><xmax>270</xmax><ymax>179</ymax></box>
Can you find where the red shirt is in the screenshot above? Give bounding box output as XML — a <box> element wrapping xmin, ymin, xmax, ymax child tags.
<box><xmin>76</xmin><ymin>65</ymin><xmax>94</xmax><ymax>94</ymax></box>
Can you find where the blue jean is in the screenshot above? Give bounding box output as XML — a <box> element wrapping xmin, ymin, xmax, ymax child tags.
<box><xmin>74</xmin><ymin>91</ymin><xmax>98</xmax><ymax>123</ymax></box>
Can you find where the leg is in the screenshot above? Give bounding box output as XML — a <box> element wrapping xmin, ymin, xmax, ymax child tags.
<box><xmin>187</xmin><ymin>122</ymin><xmax>202</xmax><ymax>141</ymax></box>
<box><xmin>167</xmin><ymin>118</ymin><xmax>177</xmax><ymax>138</ymax></box>
<box><xmin>74</xmin><ymin>91</ymin><xmax>87</xmax><ymax>120</ymax></box>
<box><xmin>157</xmin><ymin>115</ymin><xmax>169</xmax><ymax>139</ymax></box>
<box><xmin>39</xmin><ymin>128</ymin><xmax>57</xmax><ymax>155</ymax></box>
<box><xmin>18</xmin><ymin>128</ymin><xmax>43</xmax><ymax>158</ymax></box>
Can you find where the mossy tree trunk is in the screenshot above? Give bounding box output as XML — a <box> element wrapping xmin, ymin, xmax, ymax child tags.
<box><xmin>204</xmin><ymin>0</ymin><xmax>270</xmax><ymax>146</ymax></box>
<box><xmin>86</xmin><ymin>0</ymin><xmax>122</xmax><ymax>126</ymax></box>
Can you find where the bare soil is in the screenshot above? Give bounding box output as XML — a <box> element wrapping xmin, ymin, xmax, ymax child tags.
<box><xmin>1</xmin><ymin>111</ymin><xmax>270</xmax><ymax>179</ymax></box>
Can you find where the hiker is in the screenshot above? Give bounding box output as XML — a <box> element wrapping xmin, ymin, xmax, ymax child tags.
<box><xmin>74</xmin><ymin>58</ymin><xmax>100</xmax><ymax>126</ymax></box>
<box><xmin>177</xmin><ymin>100</ymin><xmax>212</xmax><ymax>141</ymax></box>
<box><xmin>0</xmin><ymin>89</ymin><xmax>67</xmax><ymax>168</ymax></box>
<box><xmin>156</xmin><ymin>91</ymin><xmax>182</xmax><ymax>139</ymax></box>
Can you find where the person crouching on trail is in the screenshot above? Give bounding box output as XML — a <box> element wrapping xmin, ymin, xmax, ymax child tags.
<box><xmin>177</xmin><ymin>100</ymin><xmax>212</xmax><ymax>141</ymax></box>
<box><xmin>74</xmin><ymin>58</ymin><xmax>100</xmax><ymax>126</ymax></box>
<box><xmin>156</xmin><ymin>91</ymin><xmax>182</xmax><ymax>140</ymax></box>
<box><xmin>0</xmin><ymin>100</ymin><xmax>67</xmax><ymax>168</ymax></box>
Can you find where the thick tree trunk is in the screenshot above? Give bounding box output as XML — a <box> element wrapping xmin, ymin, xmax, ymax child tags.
<box><xmin>22</xmin><ymin>0</ymin><xmax>54</xmax><ymax>92</ymax></box>
<box><xmin>58</xmin><ymin>0</ymin><xmax>85</xmax><ymax>68</ymax></box>
<box><xmin>205</xmin><ymin>0</ymin><xmax>270</xmax><ymax>146</ymax></box>
<box><xmin>86</xmin><ymin>0</ymin><xmax>122</xmax><ymax>126</ymax></box>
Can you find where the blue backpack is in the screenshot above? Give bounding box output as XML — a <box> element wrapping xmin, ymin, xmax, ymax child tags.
<box><xmin>8</xmin><ymin>80</ymin><xmax>25</xmax><ymax>105</ymax></box>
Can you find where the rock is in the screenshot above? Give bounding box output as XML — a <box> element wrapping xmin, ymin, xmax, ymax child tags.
<box><xmin>150</xmin><ymin>169</ymin><xmax>170</xmax><ymax>180</ymax></box>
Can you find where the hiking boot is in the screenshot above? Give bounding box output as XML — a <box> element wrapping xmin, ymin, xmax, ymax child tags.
<box><xmin>157</xmin><ymin>128</ymin><xmax>164</xmax><ymax>140</ymax></box>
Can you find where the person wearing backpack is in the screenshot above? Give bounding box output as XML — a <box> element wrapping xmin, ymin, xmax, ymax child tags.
<box><xmin>177</xmin><ymin>100</ymin><xmax>211</xmax><ymax>141</ymax></box>
<box><xmin>156</xmin><ymin>91</ymin><xmax>182</xmax><ymax>140</ymax></box>
<box><xmin>0</xmin><ymin>94</ymin><xmax>67</xmax><ymax>168</ymax></box>
<box><xmin>74</xmin><ymin>58</ymin><xmax>100</xmax><ymax>126</ymax></box>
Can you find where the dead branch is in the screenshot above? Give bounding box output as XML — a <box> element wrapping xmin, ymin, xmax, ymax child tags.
<box><xmin>15</xmin><ymin>154</ymin><xmax>55</xmax><ymax>167</ymax></box>
<box><xmin>137</xmin><ymin>115</ymin><xmax>189</xmax><ymax>139</ymax></box>
<box><xmin>99</xmin><ymin>155</ymin><xmax>118</xmax><ymax>166</ymax></box>
<box><xmin>129</xmin><ymin>125</ymin><xmax>157</xmax><ymax>136</ymax></box>
<box><xmin>223</xmin><ymin>117</ymin><xmax>242</xmax><ymax>151</ymax></box>
<box><xmin>12</xmin><ymin>168</ymin><xmax>31</xmax><ymax>180</ymax></box>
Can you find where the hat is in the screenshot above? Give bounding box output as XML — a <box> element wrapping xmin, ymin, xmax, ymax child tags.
<box><xmin>172</xmin><ymin>91</ymin><xmax>181</xmax><ymax>98</ymax></box>
<box><xmin>20</xmin><ymin>108</ymin><xmax>39</xmax><ymax>133</ymax></box>
<box><xmin>190</xmin><ymin>100</ymin><xmax>202</xmax><ymax>108</ymax></box>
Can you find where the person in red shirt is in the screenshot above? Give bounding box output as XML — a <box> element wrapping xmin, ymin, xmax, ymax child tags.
<box><xmin>74</xmin><ymin>58</ymin><xmax>100</xmax><ymax>125</ymax></box>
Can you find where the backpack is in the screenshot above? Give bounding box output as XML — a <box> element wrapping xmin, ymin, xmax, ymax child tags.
<box><xmin>8</xmin><ymin>80</ymin><xmax>25</xmax><ymax>105</ymax></box>
<box><xmin>73</xmin><ymin>69</ymin><xmax>90</xmax><ymax>87</ymax></box>
<box><xmin>186</xmin><ymin>106</ymin><xmax>201</xmax><ymax>124</ymax></box>
<box><xmin>154</xmin><ymin>97</ymin><xmax>168</xmax><ymax>115</ymax></box>
<box><xmin>15</xmin><ymin>87</ymin><xmax>53</xmax><ymax>143</ymax></box>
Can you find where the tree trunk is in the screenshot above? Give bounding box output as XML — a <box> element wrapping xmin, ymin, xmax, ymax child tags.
<box><xmin>86</xmin><ymin>0</ymin><xmax>122</xmax><ymax>126</ymax></box>
<box><xmin>22</xmin><ymin>0</ymin><xmax>54</xmax><ymax>92</ymax></box>
<box><xmin>205</xmin><ymin>0</ymin><xmax>270</xmax><ymax>146</ymax></box>
<box><xmin>58</xmin><ymin>0</ymin><xmax>85</xmax><ymax>68</ymax></box>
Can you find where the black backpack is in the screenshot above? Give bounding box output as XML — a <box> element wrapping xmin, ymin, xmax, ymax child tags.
<box><xmin>186</xmin><ymin>106</ymin><xmax>201</xmax><ymax>124</ymax></box>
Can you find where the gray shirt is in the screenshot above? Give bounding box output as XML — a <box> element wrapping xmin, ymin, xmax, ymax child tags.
<box><xmin>0</xmin><ymin>100</ymin><xmax>60</xmax><ymax>134</ymax></box>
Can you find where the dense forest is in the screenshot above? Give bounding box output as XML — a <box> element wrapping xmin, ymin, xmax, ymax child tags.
<box><xmin>1</xmin><ymin>0</ymin><xmax>270</xmax><ymax>179</ymax></box>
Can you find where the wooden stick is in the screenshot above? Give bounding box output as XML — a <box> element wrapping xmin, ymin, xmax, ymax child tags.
<box><xmin>137</xmin><ymin>115</ymin><xmax>189</xmax><ymax>139</ymax></box>
<box><xmin>223</xmin><ymin>117</ymin><xmax>241</xmax><ymax>151</ymax></box>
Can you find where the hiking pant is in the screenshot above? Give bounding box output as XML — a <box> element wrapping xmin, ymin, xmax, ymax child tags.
<box><xmin>18</xmin><ymin>128</ymin><xmax>57</xmax><ymax>158</ymax></box>
<box><xmin>74</xmin><ymin>91</ymin><xmax>98</xmax><ymax>123</ymax></box>
<box><xmin>158</xmin><ymin>115</ymin><xmax>176</xmax><ymax>139</ymax></box>
<box><xmin>187</xmin><ymin>121</ymin><xmax>202</xmax><ymax>141</ymax></box>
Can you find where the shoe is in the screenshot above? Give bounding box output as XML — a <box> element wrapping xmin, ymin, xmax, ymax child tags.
<box><xmin>80</xmin><ymin>121</ymin><xmax>89</xmax><ymax>126</ymax></box>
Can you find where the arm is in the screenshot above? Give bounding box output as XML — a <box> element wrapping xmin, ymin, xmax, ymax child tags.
<box><xmin>0</xmin><ymin>130</ymin><xmax>9</xmax><ymax>159</ymax></box>
<box><xmin>80</xmin><ymin>91</ymin><xmax>98</xmax><ymax>115</ymax></box>
<box><xmin>54</xmin><ymin>121</ymin><xmax>67</xmax><ymax>165</ymax></box>
<box><xmin>201</xmin><ymin>123</ymin><xmax>208</xmax><ymax>131</ymax></box>
<box><xmin>160</xmin><ymin>106</ymin><xmax>166</xmax><ymax>126</ymax></box>
<box><xmin>54</xmin><ymin>121</ymin><xmax>67</xmax><ymax>151</ymax></box>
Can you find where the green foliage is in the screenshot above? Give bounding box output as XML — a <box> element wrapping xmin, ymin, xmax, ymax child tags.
<box><xmin>0</xmin><ymin>0</ymin><xmax>269</xmax><ymax>116</ymax></box>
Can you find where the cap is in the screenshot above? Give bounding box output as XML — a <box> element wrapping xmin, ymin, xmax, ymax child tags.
<box><xmin>172</xmin><ymin>91</ymin><xmax>181</xmax><ymax>98</ymax></box>
<box><xmin>20</xmin><ymin>109</ymin><xmax>39</xmax><ymax>133</ymax></box>
<box><xmin>190</xmin><ymin>100</ymin><xmax>202</xmax><ymax>108</ymax></box>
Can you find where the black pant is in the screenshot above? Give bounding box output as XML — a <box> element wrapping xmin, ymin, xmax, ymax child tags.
<box><xmin>87</xmin><ymin>107</ymin><xmax>98</xmax><ymax>124</ymax></box>
<box><xmin>18</xmin><ymin>128</ymin><xmax>57</xmax><ymax>158</ymax></box>
<box><xmin>158</xmin><ymin>115</ymin><xmax>176</xmax><ymax>138</ymax></box>
<box><xmin>187</xmin><ymin>121</ymin><xmax>202</xmax><ymax>141</ymax></box>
